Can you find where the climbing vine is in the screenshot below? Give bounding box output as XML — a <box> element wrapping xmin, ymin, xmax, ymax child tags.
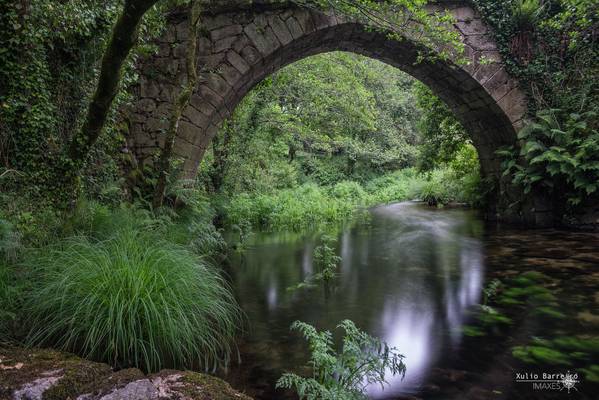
<box><xmin>0</xmin><ymin>0</ymin><xmax>167</xmax><ymax>212</ymax></box>
<box><xmin>473</xmin><ymin>0</ymin><xmax>598</xmax><ymax>217</ymax></box>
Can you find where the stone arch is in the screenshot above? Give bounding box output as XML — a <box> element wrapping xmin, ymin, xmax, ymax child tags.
<box><xmin>129</xmin><ymin>1</ymin><xmax>533</xmax><ymax>221</ymax></box>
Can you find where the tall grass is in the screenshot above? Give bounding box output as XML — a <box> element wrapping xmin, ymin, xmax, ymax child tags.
<box><xmin>24</xmin><ymin>227</ymin><xmax>241</xmax><ymax>372</ymax></box>
<box><xmin>0</xmin><ymin>219</ymin><xmax>22</xmax><ymax>342</ymax></box>
<box><xmin>224</xmin><ymin>167</ymin><xmax>480</xmax><ymax>232</ymax></box>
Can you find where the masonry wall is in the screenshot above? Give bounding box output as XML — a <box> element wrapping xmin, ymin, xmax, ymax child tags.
<box><xmin>127</xmin><ymin>1</ymin><xmax>552</xmax><ymax>225</ymax></box>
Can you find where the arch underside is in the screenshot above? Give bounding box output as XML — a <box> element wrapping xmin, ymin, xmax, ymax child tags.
<box><xmin>130</xmin><ymin>3</ymin><xmax>532</xmax><ymax>219</ymax></box>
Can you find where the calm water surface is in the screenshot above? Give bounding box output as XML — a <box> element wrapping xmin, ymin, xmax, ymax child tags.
<box><xmin>221</xmin><ymin>202</ymin><xmax>598</xmax><ymax>399</ymax></box>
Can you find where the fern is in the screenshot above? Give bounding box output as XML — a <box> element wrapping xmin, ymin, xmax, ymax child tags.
<box><xmin>498</xmin><ymin>109</ymin><xmax>599</xmax><ymax>207</ymax></box>
<box><xmin>276</xmin><ymin>320</ymin><xmax>406</xmax><ymax>399</ymax></box>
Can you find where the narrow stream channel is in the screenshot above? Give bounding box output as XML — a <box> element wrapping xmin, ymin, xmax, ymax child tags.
<box><xmin>220</xmin><ymin>202</ymin><xmax>598</xmax><ymax>400</ymax></box>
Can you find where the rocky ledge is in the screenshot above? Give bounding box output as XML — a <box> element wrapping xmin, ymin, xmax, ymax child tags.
<box><xmin>0</xmin><ymin>347</ymin><xmax>252</xmax><ymax>400</ymax></box>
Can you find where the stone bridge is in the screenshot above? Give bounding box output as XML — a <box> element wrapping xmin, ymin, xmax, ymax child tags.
<box><xmin>128</xmin><ymin>0</ymin><xmax>550</xmax><ymax>225</ymax></box>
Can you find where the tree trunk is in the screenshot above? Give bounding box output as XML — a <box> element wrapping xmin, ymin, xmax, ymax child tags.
<box><xmin>152</xmin><ymin>0</ymin><xmax>202</xmax><ymax>209</ymax></box>
<box><xmin>209</xmin><ymin>128</ymin><xmax>232</xmax><ymax>194</ymax></box>
<box><xmin>67</xmin><ymin>0</ymin><xmax>158</xmax><ymax>174</ymax></box>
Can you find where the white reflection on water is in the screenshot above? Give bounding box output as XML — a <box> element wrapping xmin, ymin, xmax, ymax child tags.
<box><xmin>226</xmin><ymin>201</ymin><xmax>484</xmax><ymax>400</ymax></box>
<box><xmin>367</xmin><ymin>202</ymin><xmax>484</xmax><ymax>398</ymax></box>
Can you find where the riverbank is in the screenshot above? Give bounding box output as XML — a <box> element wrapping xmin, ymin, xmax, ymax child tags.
<box><xmin>0</xmin><ymin>347</ymin><xmax>252</xmax><ymax>400</ymax></box>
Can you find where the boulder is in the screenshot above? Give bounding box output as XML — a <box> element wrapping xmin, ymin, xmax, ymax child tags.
<box><xmin>0</xmin><ymin>348</ymin><xmax>252</xmax><ymax>400</ymax></box>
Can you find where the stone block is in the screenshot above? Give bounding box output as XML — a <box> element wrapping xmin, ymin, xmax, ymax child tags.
<box><xmin>140</xmin><ymin>80</ymin><xmax>161</xmax><ymax>98</ymax></box>
<box><xmin>451</xmin><ymin>6</ymin><xmax>477</xmax><ymax>21</ymax></box>
<box><xmin>204</xmin><ymin>72</ymin><xmax>231</xmax><ymax>94</ymax></box>
<box><xmin>203</xmin><ymin>14</ymin><xmax>233</xmax><ymax>31</ymax></box>
<box><xmin>177</xmin><ymin>120</ymin><xmax>200</xmax><ymax>143</ymax></box>
<box><xmin>483</xmin><ymin>68</ymin><xmax>517</xmax><ymax>102</ymax></box>
<box><xmin>455</xmin><ymin>19</ymin><xmax>488</xmax><ymax>35</ymax></box>
<box><xmin>176</xmin><ymin>21</ymin><xmax>189</xmax><ymax>41</ymax></box>
<box><xmin>198</xmin><ymin>85</ymin><xmax>224</xmax><ymax>110</ymax></box>
<box><xmin>219</xmin><ymin>63</ymin><xmax>242</xmax><ymax>87</ymax></box>
<box><xmin>463</xmin><ymin>33</ymin><xmax>497</xmax><ymax>51</ymax></box>
<box><xmin>198</xmin><ymin>53</ymin><xmax>225</xmax><ymax>71</ymax></box>
<box><xmin>190</xmin><ymin>93</ymin><xmax>217</xmax><ymax>117</ymax></box>
<box><xmin>244</xmin><ymin>23</ymin><xmax>280</xmax><ymax>56</ymax></box>
<box><xmin>226</xmin><ymin>50</ymin><xmax>250</xmax><ymax>74</ymax></box>
<box><xmin>214</xmin><ymin>35</ymin><xmax>238</xmax><ymax>53</ymax></box>
<box><xmin>211</xmin><ymin>24</ymin><xmax>243</xmax><ymax>41</ymax></box>
<box><xmin>269</xmin><ymin>15</ymin><xmax>293</xmax><ymax>45</ymax></box>
<box><xmin>240</xmin><ymin>45</ymin><xmax>262</xmax><ymax>66</ymax></box>
<box><xmin>183</xmin><ymin>105</ymin><xmax>210</xmax><ymax>129</ymax></box>
<box><xmin>294</xmin><ymin>10</ymin><xmax>315</xmax><ymax>34</ymax></box>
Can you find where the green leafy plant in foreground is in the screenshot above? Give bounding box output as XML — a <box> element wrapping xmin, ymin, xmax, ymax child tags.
<box><xmin>288</xmin><ymin>235</ymin><xmax>341</xmax><ymax>292</ymax></box>
<box><xmin>23</xmin><ymin>227</ymin><xmax>241</xmax><ymax>372</ymax></box>
<box><xmin>276</xmin><ymin>320</ymin><xmax>405</xmax><ymax>400</ymax></box>
<box><xmin>498</xmin><ymin>109</ymin><xmax>599</xmax><ymax>208</ymax></box>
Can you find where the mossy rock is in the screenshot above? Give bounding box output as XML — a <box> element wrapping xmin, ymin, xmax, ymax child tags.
<box><xmin>0</xmin><ymin>347</ymin><xmax>253</xmax><ymax>400</ymax></box>
<box><xmin>176</xmin><ymin>371</ymin><xmax>253</xmax><ymax>399</ymax></box>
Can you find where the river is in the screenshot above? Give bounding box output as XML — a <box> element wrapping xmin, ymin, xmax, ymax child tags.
<box><xmin>220</xmin><ymin>202</ymin><xmax>598</xmax><ymax>400</ymax></box>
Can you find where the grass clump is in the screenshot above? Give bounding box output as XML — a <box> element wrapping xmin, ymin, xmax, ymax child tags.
<box><xmin>23</xmin><ymin>226</ymin><xmax>241</xmax><ymax>373</ymax></box>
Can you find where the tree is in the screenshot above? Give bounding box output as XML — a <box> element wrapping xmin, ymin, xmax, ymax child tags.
<box><xmin>66</xmin><ymin>0</ymin><xmax>160</xmax><ymax>186</ymax></box>
<box><xmin>413</xmin><ymin>82</ymin><xmax>469</xmax><ymax>171</ymax></box>
<box><xmin>152</xmin><ymin>0</ymin><xmax>202</xmax><ymax>208</ymax></box>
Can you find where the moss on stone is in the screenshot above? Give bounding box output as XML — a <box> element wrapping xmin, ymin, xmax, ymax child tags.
<box><xmin>178</xmin><ymin>371</ymin><xmax>253</xmax><ymax>400</ymax></box>
<box><xmin>38</xmin><ymin>358</ymin><xmax>112</xmax><ymax>400</ymax></box>
<box><xmin>1</xmin><ymin>348</ymin><xmax>253</xmax><ymax>400</ymax></box>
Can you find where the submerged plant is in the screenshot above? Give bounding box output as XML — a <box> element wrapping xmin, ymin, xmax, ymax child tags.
<box><xmin>24</xmin><ymin>227</ymin><xmax>241</xmax><ymax>372</ymax></box>
<box><xmin>276</xmin><ymin>320</ymin><xmax>405</xmax><ymax>400</ymax></box>
<box><xmin>288</xmin><ymin>235</ymin><xmax>341</xmax><ymax>293</ymax></box>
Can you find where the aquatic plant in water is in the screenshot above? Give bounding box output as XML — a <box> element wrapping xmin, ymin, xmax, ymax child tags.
<box><xmin>276</xmin><ymin>320</ymin><xmax>405</xmax><ymax>400</ymax></box>
<box><xmin>288</xmin><ymin>235</ymin><xmax>341</xmax><ymax>293</ymax></box>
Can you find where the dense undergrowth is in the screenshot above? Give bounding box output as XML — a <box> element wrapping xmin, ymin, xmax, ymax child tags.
<box><xmin>223</xmin><ymin>166</ymin><xmax>481</xmax><ymax>232</ymax></box>
<box><xmin>0</xmin><ymin>201</ymin><xmax>241</xmax><ymax>372</ymax></box>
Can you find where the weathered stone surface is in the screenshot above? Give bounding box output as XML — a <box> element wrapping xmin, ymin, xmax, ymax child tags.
<box><xmin>226</xmin><ymin>50</ymin><xmax>250</xmax><ymax>74</ymax></box>
<box><xmin>0</xmin><ymin>348</ymin><xmax>252</xmax><ymax>400</ymax></box>
<box><xmin>127</xmin><ymin>1</ymin><xmax>538</xmax><ymax>224</ymax></box>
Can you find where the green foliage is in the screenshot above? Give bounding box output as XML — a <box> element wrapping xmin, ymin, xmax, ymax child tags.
<box><xmin>0</xmin><ymin>0</ymin><xmax>166</xmax><ymax>207</ymax></box>
<box><xmin>289</xmin><ymin>235</ymin><xmax>342</xmax><ymax>291</ymax></box>
<box><xmin>313</xmin><ymin>236</ymin><xmax>341</xmax><ymax>284</ymax></box>
<box><xmin>299</xmin><ymin>0</ymin><xmax>465</xmax><ymax>63</ymax></box>
<box><xmin>225</xmin><ymin>184</ymin><xmax>359</xmax><ymax>232</ymax></box>
<box><xmin>201</xmin><ymin>52</ymin><xmax>422</xmax><ymax>197</ymax></box>
<box><xmin>498</xmin><ymin>109</ymin><xmax>599</xmax><ymax>207</ymax></box>
<box><xmin>414</xmin><ymin>83</ymin><xmax>469</xmax><ymax>171</ymax></box>
<box><xmin>410</xmin><ymin>167</ymin><xmax>481</xmax><ymax>207</ymax></box>
<box><xmin>225</xmin><ymin>166</ymin><xmax>480</xmax><ymax>232</ymax></box>
<box><xmin>23</xmin><ymin>224</ymin><xmax>241</xmax><ymax>372</ymax></box>
<box><xmin>0</xmin><ymin>260</ymin><xmax>21</xmax><ymax>343</ymax></box>
<box><xmin>276</xmin><ymin>320</ymin><xmax>405</xmax><ymax>400</ymax></box>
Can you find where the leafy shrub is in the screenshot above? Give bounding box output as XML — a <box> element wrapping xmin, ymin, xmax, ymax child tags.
<box><xmin>276</xmin><ymin>320</ymin><xmax>405</xmax><ymax>400</ymax></box>
<box><xmin>0</xmin><ymin>260</ymin><xmax>21</xmax><ymax>343</ymax></box>
<box><xmin>498</xmin><ymin>109</ymin><xmax>599</xmax><ymax>207</ymax></box>
<box><xmin>0</xmin><ymin>218</ymin><xmax>21</xmax><ymax>262</ymax></box>
<box><xmin>225</xmin><ymin>184</ymin><xmax>357</xmax><ymax>232</ymax></box>
<box><xmin>23</xmin><ymin>227</ymin><xmax>241</xmax><ymax>372</ymax></box>
<box><xmin>330</xmin><ymin>181</ymin><xmax>368</xmax><ymax>204</ymax></box>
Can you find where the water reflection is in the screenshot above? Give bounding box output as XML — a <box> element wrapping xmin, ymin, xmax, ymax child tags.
<box><xmin>225</xmin><ymin>202</ymin><xmax>485</xmax><ymax>399</ymax></box>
